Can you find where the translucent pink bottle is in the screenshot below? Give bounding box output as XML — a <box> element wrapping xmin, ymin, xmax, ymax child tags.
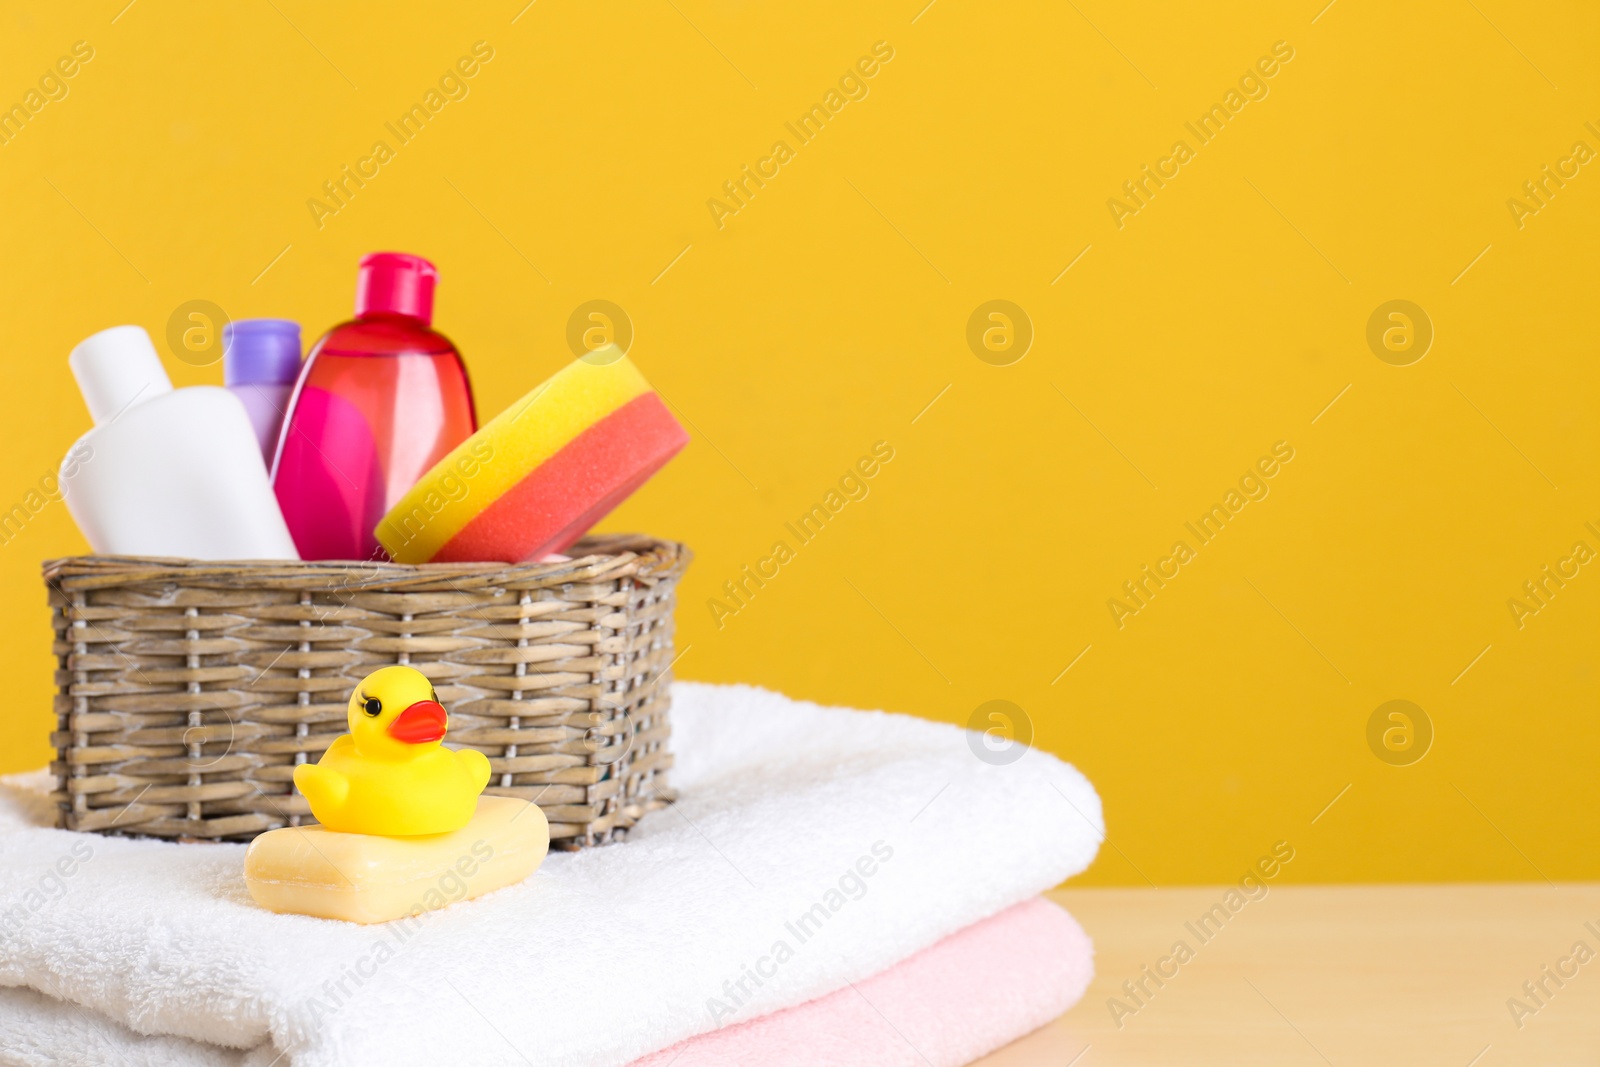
<box><xmin>271</xmin><ymin>253</ymin><xmax>477</xmax><ymax>561</ymax></box>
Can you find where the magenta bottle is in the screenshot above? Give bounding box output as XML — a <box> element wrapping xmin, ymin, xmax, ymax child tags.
<box><xmin>271</xmin><ymin>253</ymin><xmax>477</xmax><ymax>561</ymax></box>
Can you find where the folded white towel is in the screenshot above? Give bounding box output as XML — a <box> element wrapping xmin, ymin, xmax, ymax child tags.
<box><xmin>0</xmin><ymin>682</ymin><xmax>1102</xmax><ymax>1067</ymax></box>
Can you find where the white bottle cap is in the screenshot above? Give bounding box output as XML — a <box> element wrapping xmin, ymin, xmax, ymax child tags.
<box><xmin>69</xmin><ymin>325</ymin><xmax>173</xmax><ymax>426</ymax></box>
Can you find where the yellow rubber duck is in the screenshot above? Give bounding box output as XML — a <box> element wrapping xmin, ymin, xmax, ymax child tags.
<box><xmin>293</xmin><ymin>666</ymin><xmax>492</xmax><ymax>836</ymax></box>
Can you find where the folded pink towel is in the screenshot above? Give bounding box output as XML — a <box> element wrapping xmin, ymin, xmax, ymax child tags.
<box><xmin>630</xmin><ymin>897</ymin><xmax>1092</xmax><ymax>1067</ymax></box>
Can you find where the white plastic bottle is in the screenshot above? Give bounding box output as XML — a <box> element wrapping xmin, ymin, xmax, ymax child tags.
<box><xmin>60</xmin><ymin>325</ymin><xmax>300</xmax><ymax>560</ymax></box>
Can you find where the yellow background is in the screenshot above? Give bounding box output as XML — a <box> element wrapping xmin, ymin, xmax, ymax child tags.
<box><xmin>1</xmin><ymin>1</ymin><xmax>1595</xmax><ymax>885</ymax></box>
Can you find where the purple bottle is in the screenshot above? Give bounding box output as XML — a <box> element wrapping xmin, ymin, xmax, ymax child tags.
<box><xmin>223</xmin><ymin>319</ymin><xmax>302</xmax><ymax>465</ymax></box>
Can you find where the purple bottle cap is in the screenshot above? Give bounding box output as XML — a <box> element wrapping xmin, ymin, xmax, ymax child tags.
<box><xmin>223</xmin><ymin>319</ymin><xmax>302</xmax><ymax>386</ymax></box>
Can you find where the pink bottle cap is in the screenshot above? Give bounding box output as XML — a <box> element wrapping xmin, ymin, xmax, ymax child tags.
<box><xmin>354</xmin><ymin>252</ymin><xmax>438</xmax><ymax>324</ymax></box>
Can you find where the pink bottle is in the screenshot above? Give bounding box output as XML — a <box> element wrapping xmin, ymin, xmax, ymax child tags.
<box><xmin>271</xmin><ymin>253</ymin><xmax>477</xmax><ymax>561</ymax></box>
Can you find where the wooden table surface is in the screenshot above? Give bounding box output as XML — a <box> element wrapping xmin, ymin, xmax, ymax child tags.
<box><xmin>974</xmin><ymin>884</ymin><xmax>1600</xmax><ymax>1066</ymax></box>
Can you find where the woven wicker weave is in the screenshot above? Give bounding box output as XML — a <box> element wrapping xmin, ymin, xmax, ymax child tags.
<box><xmin>43</xmin><ymin>534</ymin><xmax>687</xmax><ymax>846</ymax></box>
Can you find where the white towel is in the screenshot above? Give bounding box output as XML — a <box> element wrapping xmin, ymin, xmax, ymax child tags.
<box><xmin>0</xmin><ymin>682</ymin><xmax>1102</xmax><ymax>1067</ymax></box>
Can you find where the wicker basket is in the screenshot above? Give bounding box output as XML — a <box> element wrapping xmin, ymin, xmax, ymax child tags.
<box><xmin>42</xmin><ymin>533</ymin><xmax>688</xmax><ymax>847</ymax></box>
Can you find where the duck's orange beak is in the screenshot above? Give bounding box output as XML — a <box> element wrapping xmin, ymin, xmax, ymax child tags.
<box><xmin>387</xmin><ymin>700</ymin><xmax>447</xmax><ymax>744</ymax></box>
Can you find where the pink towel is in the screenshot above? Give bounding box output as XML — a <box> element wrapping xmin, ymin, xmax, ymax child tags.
<box><xmin>630</xmin><ymin>898</ymin><xmax>1092</xmax><ymax>1067</ymax></box>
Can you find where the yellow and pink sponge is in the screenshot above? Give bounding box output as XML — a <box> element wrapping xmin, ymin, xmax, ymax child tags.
<box><xmin>375</xmin><ymin>348</ymin><xmax>687</xmax><ymax>564</ymax></box>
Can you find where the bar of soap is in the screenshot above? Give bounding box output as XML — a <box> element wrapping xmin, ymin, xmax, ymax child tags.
<box><xmin>373</xmin><ymin>348</ymin><xmax>688</xmax><ymax>564</ymax></box>
<box><xmin>244</xmin><ymin>796</ymin><xmax>548</xmax><ymax>924</ymax></box>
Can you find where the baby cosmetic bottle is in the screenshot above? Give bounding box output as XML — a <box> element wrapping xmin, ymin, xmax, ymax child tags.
<box><xmin>60</xmin><ymin>325</ymin><xmax>299</xmax><ymax>560</ymax></box>
<box><xmin>223</xmin><ymin>318</ymin><xmax>301</xmax><ymax>464</ymax></box>
<box><xmin>271</xmin><ymin>253</ymin><xmax>476</xmax><ymax>561</ymax></box>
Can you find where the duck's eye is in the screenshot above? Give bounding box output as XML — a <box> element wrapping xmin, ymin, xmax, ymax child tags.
<box><xmin>363</xmin><ymin>697</ymin><xmax>382</xmax><ymax>718</ymax></box>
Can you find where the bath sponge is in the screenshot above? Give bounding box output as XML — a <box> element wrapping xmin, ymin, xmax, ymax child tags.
<box><xmin>375</xmin><ymin>348</ymin><xmax>688</xmax><ymax>563</ymax></box>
